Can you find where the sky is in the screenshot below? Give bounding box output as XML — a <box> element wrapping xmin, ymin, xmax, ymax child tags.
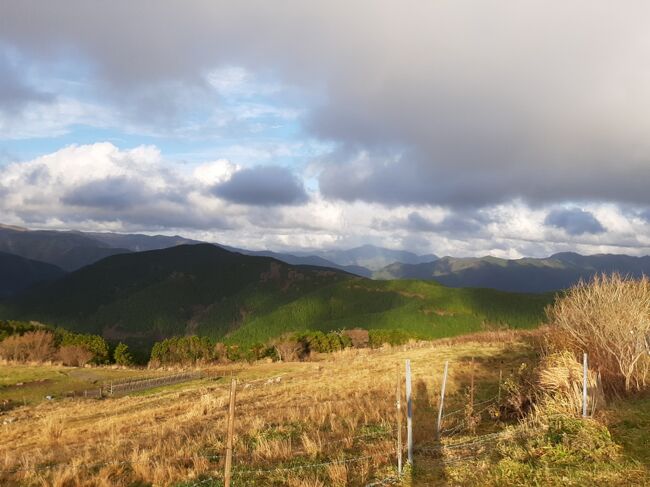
<box><xmin>1</xmin><ymin>1</ymin><xmax>650</xmax><ymax>258</ymax></box>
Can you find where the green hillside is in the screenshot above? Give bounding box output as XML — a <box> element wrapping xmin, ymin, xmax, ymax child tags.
<box><xmin>224</xmin><ymin>278</ymin><xmax>552</xmax><ymax>346</ymax></box>
<box><xmin>0</xmin><ymin>244</ymin><xmax>552</xmax><ymax>352</ymax></box>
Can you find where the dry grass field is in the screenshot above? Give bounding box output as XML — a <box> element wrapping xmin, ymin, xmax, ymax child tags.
<box><xmin>0</xmin><ymin>331</ymin><xmax>533</xmax><ymax>486</ymax></box>
<box><xmin>1</xmin><ymin>329</ymin><xmax>648</xmax><ymax>486</ymax></box>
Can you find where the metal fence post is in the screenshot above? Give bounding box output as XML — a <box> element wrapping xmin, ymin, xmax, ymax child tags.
<box><xmin>437</xmin><ymin>361</ymin><xmax>449</xmax><ymax>440</ymax></box>
<box><xmin>396</xmin><ymin>364</ymin><xmax>402</xmax><ymax>475</ymax></box>
<box><xmin>582</xmin><ymin>353</ymin><xmax>588</xmax><ymax>418</ymax></box>
<box><xmin>224</xmin><ymin>378</ymin><xmax>237</xmax><ymax>487</ymax></box>
<box><xmin>405</xmin><ymin>359</ymin><xmax>413</xmax><ymax>465</ymax></box>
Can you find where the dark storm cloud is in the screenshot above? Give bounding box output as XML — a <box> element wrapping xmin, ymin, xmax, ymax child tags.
<box><xmin>3</xmin><ymin>2</ymin><xmax>650</xmax><ymax>208</ymax></box>
<box><xmin>544</xmin><ymin>208</ymin><xmax>606</xmax><ymax>236</ymax></box>
<box><xmin>62</xmin><ymin>176</ymin><xmax>148</xmax><ymax>210</ymax></box>
<box><xmin>213</xmin><ymin>166</ymin><xmax>308</xmax><ymax>206</ymax></box>
<box><xmin>0</xmin><ymin>50</ymin><xmax>53</xmax><ymax>113</ymax></box>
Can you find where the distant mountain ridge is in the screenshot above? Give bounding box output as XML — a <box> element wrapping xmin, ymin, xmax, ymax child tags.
<box><xmin>3</xmin><ymin>223</ymin><xmax>650</xmax><ymax>293</ymax></box>
<box><xmin>220</xmin><ymin>246</ymin><xmax>373</xmax><ymax>277</ymax></box>
<box><xmin>374</xmin><ymin>252</ymin><xmax>650</xmax><ymax>292</ymax></box>
<box><xmin>0</xmin><ymin>224</ymin><xmax>377</xmax><ymax>277</ymax></box>
<box><xmin>294</xmin><ymin>244</ymin><xmax>438</xmax><ymax>271</ymax></box>
<box><xmin>0</xmin><ymin>251</ymin><xmax>66</xmax><ymax>298</ymax></box>
<box><xmin>0</xmin><ymin>226</ymin><xmax>130</xmax><ymax>271</ymax></box>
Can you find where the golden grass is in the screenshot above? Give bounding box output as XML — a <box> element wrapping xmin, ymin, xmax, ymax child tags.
<box><xmin>0</xmin><ymin>334</ymin><xmax>532</xmax><ymax>486</ymax></box>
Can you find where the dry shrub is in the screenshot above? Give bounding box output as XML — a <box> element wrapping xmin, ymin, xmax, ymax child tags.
<box><xmin>546</xmin><ymin>273</ymin><xmax>650</xmax><ymax>393</ymax></box>
<box><xmin>58</xmin><ymin>345</ymin><xmax>94</xmax><ymax>366</ymax></box>
<box><xmin>273</xmin><ymin>335</ymin><xmax>308</xmax><ymax>362</ymax></box>
<box><xmin>535</xmin><ymin>351</ymin><xmax>602</xmax><ymax>414</ymax></box>
<box><xmin>342</xmin><ymin>328</ymin><xmax>369</xmax><ymax>348</ymax></box>
<box><xmin>0</xmin><ymin>330</ymin><xmax>56</xmax><ymax>362</ymax></box>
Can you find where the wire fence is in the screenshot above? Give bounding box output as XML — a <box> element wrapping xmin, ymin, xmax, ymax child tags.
<box><xmin>105</xmin><ymin>370</ymin><xmax>206</xmax><ymax>396</ymax></box>
<box><xmin>2</xmin><ymin>356</ymin><xmax>567</xmax><ymax>486</ymax></box>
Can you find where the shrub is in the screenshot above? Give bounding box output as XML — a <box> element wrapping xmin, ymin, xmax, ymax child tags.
<box><xmin>546</xmin><ymin>273</ymin><xmax>650</xmax><ymax>393</ymax></box>
<box><xmin>149</xmin><ymin>336</ymin><xmax>215</xmax><ymax>366</ymax></box>
<box><xmin>58</xmin><ymin>345</ymin><xmax>94</xmax><ymax>366</ymax></box>
<box><xmin>113</xmin><ymin>342</ymin><xmax>133</xmax><ymax>366</ymax></box>
<box><xmin>57</xmin><ymin>330</ymin><xmax>110</xmax><ymax>364</ymax></box>
<box><xmin>0</xmin><ymin>330</ymin><xmax>56</xmax><ymax>362</ymax></box>
<box><xmin>342</xmin><ymin>328</ymin><xmax>369</xmax><ymax>348</ymax></box>
<box><xmin>0</xmin><ymin>320</ymin><xmax>45</xmax><ymax>341</ymax></box>
<box><xmin>368</xmin><ymin>329</ymin><xmax>413</xmax><ymax>348</ymax></box>
<box><xmin>273</xmin><ymin>334</ymin><xmax>309</xmax><ymax>362</ymax></box>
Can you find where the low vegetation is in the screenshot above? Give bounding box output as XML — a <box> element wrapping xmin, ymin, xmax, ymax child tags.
<box><xmin>2</xmin><ymin>273</ymin><xmax>648</xmax><ymax>485</ymax></box>
<box><xmin>546</xmin><ymin>273</ymin><xmax>650</xmax><ymax>393</ymax></box>
<box><xmin>0</xmin><ymin>320</ymin><xmax>124</xmax><ymax>366</ymax></box>
<box><xmin>0</xmin><ymin>245</ymin><xmax>552</xmax><ymax>358</ymax></box>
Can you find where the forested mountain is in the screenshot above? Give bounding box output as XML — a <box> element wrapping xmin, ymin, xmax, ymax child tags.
<box><xmin>0</xmin><ymin>251</ymin><xmax>66</xmax><ymax>298</ymax></box>
<box><xmin>0</xmin><ymin>244</ymin><xmax>549</xmax><ymax>352</ymax></box>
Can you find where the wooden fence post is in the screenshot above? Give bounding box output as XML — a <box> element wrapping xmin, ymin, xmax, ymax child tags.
<box><xmin>469</xmin><ymin>357</ymin><xmax>475</xmax><ymax>408</ymax></box>
<box><xmin>582</xmin><ymin>353</ymin><xmax>588</xmax><ymax>418</ymax></box>
<box><xmin>224</xmin><ymin>378</ymin><xmax>237</xmax><ymax>487</ymax></box>
<box><xmin>396</xmin><ymin>364</ymin><xmax>402</xmax><ymax>475</ymax></box>
<box><xmin>405</xmin><ymin>359</ymin><xmax>413</xmax><ymax>465</ymax></box>
<box><xmin>498</xmin><ymin>369</ymin><xmax>502</xmax><ymax>402</ymax></box>
<box><xmin>437</xmin><ymin>361</ymin><xmax>449</xmax><ymax>440</ymax></box>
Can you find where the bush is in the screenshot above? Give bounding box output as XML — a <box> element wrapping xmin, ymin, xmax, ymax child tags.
<box><xmin>0</xmin><ymin>320</ymin><xmax>44</xmax><ymax>341</ymax></box>
<box><xmin>546</xmin><ymin>273</ymin><xmax>650</xmax><ymax>393</ymax></box>
<box><xmin>58</xmin><ymin>345</ymin><xmax>94</xmax><ymax>366</ymax></box>
<box><xmin>113</xmin><ymin>342</ymin><xmax>133</xmax><ymax>366</ymax></box>
<box><xmin>273</xmin><ymin>334</ymin><xmax>309</xmax><ymax>362</ymax></box>
<box><xmin>57</xmin><ymin>330</ymin><xmax>110</xmax><ymax>364</ymax></box>
<box><xmin>368</xmin><ymin>329</ymin><xmax>413</xmax><ymax>348</ymax></box>
<box><xmin>342</xmin><ymin>328</ymin><xmax>369</xmax><ymax>348</ymax></box>
<box><xmin>149</xmin><ymin>336</ymin><xmax>215</xmax><ymax>366</ymax></box>
<box><xmin>0</xmin><ymin>330</ymin><xmax>56</xmax><ymax>362</ymax></box>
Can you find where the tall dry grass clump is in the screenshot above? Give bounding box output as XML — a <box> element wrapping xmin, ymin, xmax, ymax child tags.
<box><xmin>546</xmin><ymin>273</ymin><xmax>650</xmax><ymax>393</ymax></box>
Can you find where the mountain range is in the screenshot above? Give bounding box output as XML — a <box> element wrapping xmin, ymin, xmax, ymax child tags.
<box><xmin>1</xmin><ymin>224</ymin><xmax>650</xmax><ymax>296</ymax></box>
<box><xmin>0</xmin><ymin>243</ymin><xmax>549</xmax><ymax>353</ymax></box>
<box><xmin>373</xmin><ymin>252</ymin><xmax>650</xmax><ymax>292</ymax></box>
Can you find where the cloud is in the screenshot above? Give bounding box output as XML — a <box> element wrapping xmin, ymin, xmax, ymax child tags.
<box><xmin>61</xmin><ymin>176</ymin><xmax>148</xmax><ymax>210</ymax></box>
<box><xmin>3</xmin><ymin>2</ymin><xmax>650</xmax><ymax>209</ymax></box>
<box><xmin>0</xmin><ymin>49</ymin><xmax>53</xmax><ymax>113</ymax></box>
<box><xmin>213</xmin><ymin>166</ymin><xmax>308</xmax><ymax>206</ymax></box>
<box><xmin>407</xmin><ymin>211</ymin><xmax>485</xmax><ymax>235</ymax></box>
<box><xmin>544</xmin><ymin>208</ymin><xmax>606</xmax><ymax>236</ymax></box>
<box><xmin>0</xmin><ymin>143</ymin><xmax>230</xmax><ymax>230</ymax></box>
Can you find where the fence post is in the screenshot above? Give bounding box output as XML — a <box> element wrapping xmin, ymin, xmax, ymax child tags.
<box><xmin>396</xmin><ymin>364</ymin><xmax>402</xmax><ymax>475</ymax></box>
<box><xmin>498</xmin><ymin>369</ymin><xmax>502</xmax><ymax>402</ymax></box>
<box><xmin>469</xmin><ymin>357</ymin><xmax>475</xmax><ymax>408</ymax></box>
<box><xmin>224</xmin><ymin>378</ymin><xmax>237</xmax><ymax>487</ymax></box>
<box><xmin>437</xmin><ymin>361</ymin><xmax>449</xmax><ymax>440</ymax></box>
<box><xmin>405</xmin><ymin>359</ymin><xmax>413</xmax><ymax>465</ymax></box>
<box><xmin>582</xmin><ymin>353</ymin><xmax>588</xmax><ymax>418</ymax></box>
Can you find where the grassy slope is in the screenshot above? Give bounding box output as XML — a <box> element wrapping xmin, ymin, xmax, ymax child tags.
<box><xmin>226</xmin><ymin>279</ymin><xmax>552</xmax><ymax>345</ymax></box>
<box><xmin>2</xmin><ymin>333</ymin><xmax>647</xmax><ymax>486</ymax></box>
<box><xmin>0</xmin><ymin>364</ymin><xmax>166</xmax><ymax>405</ymax></box>
<box><xmin>0</xmin><ymin>244</ymin><xmax>552</xmax><ymax>352</ymax></box>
